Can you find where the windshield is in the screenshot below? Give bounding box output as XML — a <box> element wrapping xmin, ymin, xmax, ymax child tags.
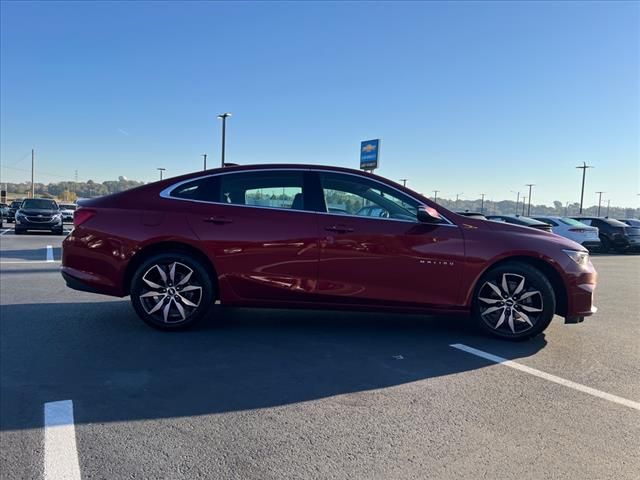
<box><xmin>10</xmin><ymin>201</ymin><xmax>22</xmax><ymax>208</ymax></box>
<box><xmin>20</xmin><ymin>199</ymin><xmax>58</xmax><ymax>210</ymax></box>
<box><xmin>601</xmin><ymin>218</ymin><xmax>629</xmax><ymax>227</ymax></box>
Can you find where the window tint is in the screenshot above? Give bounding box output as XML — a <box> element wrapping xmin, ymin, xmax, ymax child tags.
<box><xmin>220</xmin><ymin>171</ymin><xmax>305</xmax><ymax>210</ymax></box>
<box><xmin>577</xmin><ymin>219</ymin><xmax>592</xmax><ymax>226</ymax></box>
<box><xmin>558</xmin><ymin>217</ymin><xmax>587</xmax><ymax>227</ymax></box>
<box><xmin>170</xmin><ymin>177</ymin><xmax>216</xmax><ymax>201</ymax></box>
<box><xmin>319</xmin><ymin>172</ymin><xmax>419</xmax><ymax>222</ymax></box>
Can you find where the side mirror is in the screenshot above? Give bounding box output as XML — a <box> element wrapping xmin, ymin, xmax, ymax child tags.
<box><xmin>417</xmin><ymin>205</ymin><xmax>443</xmax><ymax>223</ymax></box>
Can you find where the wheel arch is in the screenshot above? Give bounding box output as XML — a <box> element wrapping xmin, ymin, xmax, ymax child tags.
<box><xmin>468</xmin><ymin>255</ymin><xmax>568</xmax><ymax>317</ymax></box>
<box><xmin>123</xmin><ymin>241</ymin><xmax>219</xmax><ymax>297</ymax></box>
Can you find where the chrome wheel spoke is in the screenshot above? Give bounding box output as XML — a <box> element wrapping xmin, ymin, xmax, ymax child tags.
<box><xmin>519</xmin><ymin>290</ymin><xmax>540</xmax><ymax>301</ymax></box>
<box><xmin>494</xmin><ymin>310</ymin><xmax>506</xmax><ymax>329</ymax></box>
<box><xmin>177</xmin><ymin>293</ymin><xmax>198</xmax><ymax>307</ymax></box>
<box><xmin>174</xmin><ymin>301</ymin><xmax>187</xmax><ymax>320</ymax></box>
<box><xmin>479</xmin><ymin>296</ymin><xmax>501</xmax><ymax>305</ymax></box>
<box><xmin>507</xmin><ymin>310</ymin><xmax>515</xmax><ymax>333</ymax></box>
<box><xmin>520</xmin><ymin>305</ymin><xmax>542</xmax><ymax>313</ymax></box>
<box><xmin>482</xmin><ymin>305</ymin><xmax>504</xmax><ymax>316</ymax></box>
<box><xmin>180</xmin><ymin>285</ymin><xmax>201</xmax><ymax>293</ymax></box>
<box><xmin>147</xmin><ymin>295</ymin><xmax>166</xmax><ymax>314</ymax></box>
<box><xmin>143</xmin><ymin>277</ymin><xmax>163</xmax><ymax>289</ymax></box>
<box><xmin>486</xmin><ymin>282</ymin><xmax>502</xmax><ymax>297</ymax></box>
<box><xmin>155</xmin><ymin>265</ymin><xmax>168</xmax><ymax>285</ymax></box>
<box><xmin>516</xmin><ymin>310</ymin><xmax>534</xmax><ymax>327</ymax></box>
<box><xmin>501</xmin><ymin>274</ymin><xmax>510</xmax><ymax>294</ymax></box>
<box><xmin>140</xmin><ymin>290</ymin><xmax>163</xmax><ymax>298</ymax></box>
<box><xmin>177</xmin><ymin>270</ymin><xmax>193</xmax><ymax>286</ymax></box>
<box><xmin>169</xmin><ymin>262</ymin><xmax>177</xmax><ymax>284</ymax></box>
<box><xmin>513</xmin><ymin>276</ymin><xmax>525</xmax><ymax>295</ymax></box>
<box><xmin>162</xmin><ymin>300</ymin><xmax>172</xmax><ymax>323</ymax></box>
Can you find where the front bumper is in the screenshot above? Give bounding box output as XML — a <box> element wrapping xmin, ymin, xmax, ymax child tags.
<box><xmin>581</xmin><ymin>240</ymin><xmax>601</xmax><ymax>251</ymax></box>
<box><xmin>15</xmin><ymin>218</ymin><xmax>62</xmax><ymax>230</ymax></box>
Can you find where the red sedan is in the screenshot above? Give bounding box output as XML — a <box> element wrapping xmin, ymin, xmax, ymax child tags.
<box><xmin>61</xmin><ymin>164</ymin><xmax>597</xmax><ymax>340</ymax></box>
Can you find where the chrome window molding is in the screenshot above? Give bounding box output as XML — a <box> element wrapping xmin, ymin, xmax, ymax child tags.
<box><xmin>159</xmin><ymin>167</ymin><xmax>457</xmax><ymax>227</ymax></box>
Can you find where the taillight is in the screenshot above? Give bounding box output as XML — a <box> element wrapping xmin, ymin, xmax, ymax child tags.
<box><xmin>73</xmin><ymin>208</ymin><xmax>96</xmax><ymax>227</ymax></box>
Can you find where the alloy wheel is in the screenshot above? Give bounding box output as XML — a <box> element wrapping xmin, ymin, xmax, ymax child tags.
<box><xmin>477</xmin><ymin>273</ymin><xmax>544</xmax><ymax>335</ymax></box>
<box><xmin>139</xmin><ymin>262</ymin><xmax>203</xmax><ymax>324</ymax></box>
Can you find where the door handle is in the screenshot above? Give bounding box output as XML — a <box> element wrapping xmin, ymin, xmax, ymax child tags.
<box><xmin>203</xmin><ymin>216</ymin><xmax>233</xmax><ymax>224</ymax></box>
<box><xmin>325</xmin><ymin>225</ymin><xmax>354</xmax><ymax>233</ymax></box>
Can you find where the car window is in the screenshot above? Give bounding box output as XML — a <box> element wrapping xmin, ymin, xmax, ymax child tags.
<box><xmin>170</xmin><ymin>177</ymin><xmax>218</xmax><ymax>201</ymax></box>
<box><xmin>319</xmin><ymin>172</ymin><xmax>419</xmax><ymax>222</ymax></box>
<box><xmin>220</xmin><ymin>171</ymin><xmax>305</xmax><ymax>211</ymax></box>
<box><xmin>576</xmin><ymin>219</ymin><xmax>592</xmax><ymax>226</ymax></box>
<box><xmin>21</xmin><ymin>199</ymin><xmax>58</xmax><ymax>209</ymax></box>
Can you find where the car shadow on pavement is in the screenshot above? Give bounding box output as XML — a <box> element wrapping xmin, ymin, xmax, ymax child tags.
<box><xmin>0</xmin><ymin>300</ymin><xmax>547</xmax><ymax>431</ymax></box>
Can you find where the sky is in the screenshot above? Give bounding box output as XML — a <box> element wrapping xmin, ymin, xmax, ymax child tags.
<box><xmin>1</xmin><ymin>0</ymin><xmax>638</xmax><ymax>207</ymax></box>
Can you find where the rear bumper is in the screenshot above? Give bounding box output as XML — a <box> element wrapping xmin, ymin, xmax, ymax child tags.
<box><xmin>60</xmin><ymin>266</ymin><xmax>125</xmax><ymax>297</ymax></box>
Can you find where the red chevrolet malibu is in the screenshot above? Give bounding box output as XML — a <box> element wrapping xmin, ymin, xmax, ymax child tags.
<box><xmin>61</xmin><ymin>165</ymin><xmax>597</xmax><ymax>340</ymax></box>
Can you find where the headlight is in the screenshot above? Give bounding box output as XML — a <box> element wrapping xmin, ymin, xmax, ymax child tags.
<box><xmin>563</xmin><ymin>249</ymin><xmax>589</xmax><ymax>266</ymax></box>
<box><xmin>16</xmin><ymin>212</ymin><xmax>26</xmax><ymax>219</ymax></box>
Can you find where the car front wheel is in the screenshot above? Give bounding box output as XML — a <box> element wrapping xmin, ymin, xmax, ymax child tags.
<box><xmin>130</xmin><ymin>252</ymin><xmax>215</xmax><ymax>330</ymax></box>
<box><xmin>472</xmin><ymin>262</ymin><xmax>556</xmax><ymax>340</ymax></box>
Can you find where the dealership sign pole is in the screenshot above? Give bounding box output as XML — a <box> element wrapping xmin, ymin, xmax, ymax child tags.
<box><xmin>360</xmin><ymin>139</ymin><xmax>380</xmax><ymax>173</ymax></box>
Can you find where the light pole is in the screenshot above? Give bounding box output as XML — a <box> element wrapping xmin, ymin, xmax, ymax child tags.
<box><xmin>576</xmin><ymin>162</ymin><xmax>594</xmax><ymax>214</ymax></box>
<box><xmin>455</xmin><ymin>193</ymin><xmax>463</xmax><ymax>208</ymax></box>
<box><xmin>521</xmin><ymin>196</ymin><xmax>527</xmax><ymax>216</ymax></box>
<box><xmin>202</xmin><ymin>153</ymin><xmax>207</xmax><ymax>171</ymax></box>
<box><xmin>511</xmin><ymin>191</ymin><xmax>520</xmax><ymax>215</ymax></box>
<box><xmin>217</xmin><ymin>112</ymin><xmax>232</xmax><ymax>167</ymax></box>
<box><xmin>525</xmin><ymin>184</ymin><xmax>534</xmax><ymax>216</ymax></box>
<box><xmin>433</xmin><ymin>190</ymin><xmax>439</xmax><ymax>203</ymax></box>
<box><xmin>399</xmin><ymin>178</ymin><xmax>408</xmax><ymax>187</ymax></box>
<box><xmin>157</xmin><ymin>168</ymin><xmax>166</xmax><ymax>180</ymax></box>
<box><xmin>606</xmin><ymin>199</ymin><xmax>610</xmax><ymax>217</ymax></box>
<box><xmin>596</xmin><ymin>191</ymin><xmax>605</xmax><ymax>217</ymax></box>
<box><xmin>31</xmin><ymin>149</ymin><xmax>35</xmax><ymax>198</ymax></box>
<box><xmin>480</xmin><ymin>193</ymin><xmax>486</xmax><ymax>214</ymax></box>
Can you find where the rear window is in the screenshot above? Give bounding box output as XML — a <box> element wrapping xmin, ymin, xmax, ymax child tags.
<box><xmin>21</xmin><ymin>199</ymin><xmax>58</xmax><ymax>209</ymax></box>
<box><xmin>558</xmin><ymin>217</ymin><xmax>588</xmax><ymax>227</ymax></box>
<box><xmin>533</xmin><ymin>217</ymin><xmax>558</xmax><ymax>226</ymax></box>
<box><xmin>601</xmin><ymin>218</ymin><xmax>630</xmax><ymax>227</ymax></box>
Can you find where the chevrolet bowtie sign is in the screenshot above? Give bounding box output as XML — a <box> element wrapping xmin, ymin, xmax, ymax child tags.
<box><xmin>360</xmin><ymin>139</ymin><xmax>380</xmax><ymax>170</ymax></box>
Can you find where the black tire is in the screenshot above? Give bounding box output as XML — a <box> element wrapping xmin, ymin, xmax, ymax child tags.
<box><xmin>130</xmin><ymin>251</ymin><xmax>215</xmax><ymax>331</ymax></box>
<box><xmin>472</xmin><ymin>262</ymin><xmax>556</xmax><ymax>341</ymax></box>
<box><xmin>53</xmin><ymin>228</ymin><xmax>64</xmax><ymax>235</ymax></box>
<box><xmin>599</xmin><ymin>235</ymin><xmax>611</xmax><ymax>253</ymax></box>
<box><xmin>14</xmin><ymin>228</ymin><xmax>24</xmax><ymax>235</ymax></box>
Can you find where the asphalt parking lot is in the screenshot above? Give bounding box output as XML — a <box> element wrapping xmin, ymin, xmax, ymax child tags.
<box><xmin>1</xmin><ymin>227</ymin><xmax>639</xmax><ymax>479</ymax></box>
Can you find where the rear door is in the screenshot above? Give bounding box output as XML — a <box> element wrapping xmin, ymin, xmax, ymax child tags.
<box><xmin>312</xmin><ymin>171</ymin><xmax>465</xmax><ymax>308</ymax></box>
<box><xmin>177</xmin><ymin>170</ymin><xmax>321</xmax><ymax>303</ymax></box>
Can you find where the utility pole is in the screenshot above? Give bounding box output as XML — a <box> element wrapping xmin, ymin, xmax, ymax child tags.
<box><xmin>565</xmin><ymin>201</ymin><xmax>569</xmax><ymax>216</ymax></box>
<box><xmin>157</xmin><ymin>167</ymin><xmax>166</xmax><ymax>180</ymax></box>
<box><xmin>525</xmin><ymin>184</ymin><xmax>534</xmax><ymax>216</ymax></box>
<box><xmin>576</xmin><ymin>162</ymin><xmax>594</xmax><ymax>214</ymax></box>
<box><xmin>480</xmin><ymin>193</ymin><xmax>486</xmax><ymax>214</ymax></box>
<box><xmin>202</xmin><ymin>153</ymin><xmax>208</xmax><ymax>171</ymax></box>
<box><xmin>217</xmin><ymin>113</ymin><xmax>232</xmax><ymax>167</ymax></box>
<box><xmin>31</xmin><ymin>149</ymin><xmax>35</xmax><ymax>198</ymax></box>
<box><xmin>399</xmin><ymin>178</ymin><xmax>408</xmax><ymax>187</ymax></box>
<box><xmin>455</xmin><ymin>193</ymin><xmax>463</xmax><ymax>207</ymax></box>
<box><xmin>433</xmin><ymin>190</ymin><xmax>439</xmax><ymax>203</ymax></box>
<box><xmin>522</xmin><ymin>197</ymin><xmax>527</xmax><ymax>216</ymax></box>
<box><xmin>596</xmin><ymin>191</ymin><xmax>605</xmax><ymax>217</ymax></box>
<box><xmin>606</xmin><ymin>199</ymin><xmax>610</xmax><ymax>217</ymax></box>
<box><xmin>511</xmin><ymin>191</ymin><xmax>520</xmax><ymax>215</ymax></box>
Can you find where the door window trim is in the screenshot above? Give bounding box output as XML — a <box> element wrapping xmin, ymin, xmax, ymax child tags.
<box><xmin>159</xmin><ymin>168</ymin><xmax>456</xmax><ymax>226</ymax></box>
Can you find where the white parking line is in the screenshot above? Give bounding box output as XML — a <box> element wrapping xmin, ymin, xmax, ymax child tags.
<box><xmin>44</xmin><ymin>400</ymin><xmax>82</xmax><ymax>480</ymax></box>
<box><xmin>0</xmin><ymin>229</ymin><xmax>10</xmax><ymax>235</ymax></box>
<box><xmin>0</xmin><ymin>260</ymin><xmax>61</xmax><ymax>265</ymax></box>
<box><xmin>46</xmin><ymin>245</ymin><xmax>54</xmax><ymax>262</ymax></box>
<box><xmin>450</xmin><ymin>343</ymin><xmax>640</xmax><ymax>411</ymax></box>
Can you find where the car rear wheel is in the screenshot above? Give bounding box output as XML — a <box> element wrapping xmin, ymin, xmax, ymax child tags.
<box><xmin>130</xmin><ymin>252</ymin><xmax>215</xmax><ymax>331</ymax></box>
<box><xmin>599</xmin><ymin>236</ymin><xmax>611</xmax><ymax>253</ymax></box>
<box><xmin>14</xmin><ymin>228</ymin><xmax>24</xmax><ymax>235</ymax></box>
<box><xmin>472</xmin><ymin>262</ymin><xmax>556</xmax><ymax>341</ymax></box>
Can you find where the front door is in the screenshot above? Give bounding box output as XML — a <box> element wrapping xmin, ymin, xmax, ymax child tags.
<box><xmin>314</xmin><ymin>171</ymin><xmax>465</xmax><ymax>308</ymax></box>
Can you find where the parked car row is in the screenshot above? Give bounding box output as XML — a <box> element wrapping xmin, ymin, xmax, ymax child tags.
<box><xmin>455</xmin><ymin>211</ymin><xmax>640</xmax><ymax>254</ymax></box>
